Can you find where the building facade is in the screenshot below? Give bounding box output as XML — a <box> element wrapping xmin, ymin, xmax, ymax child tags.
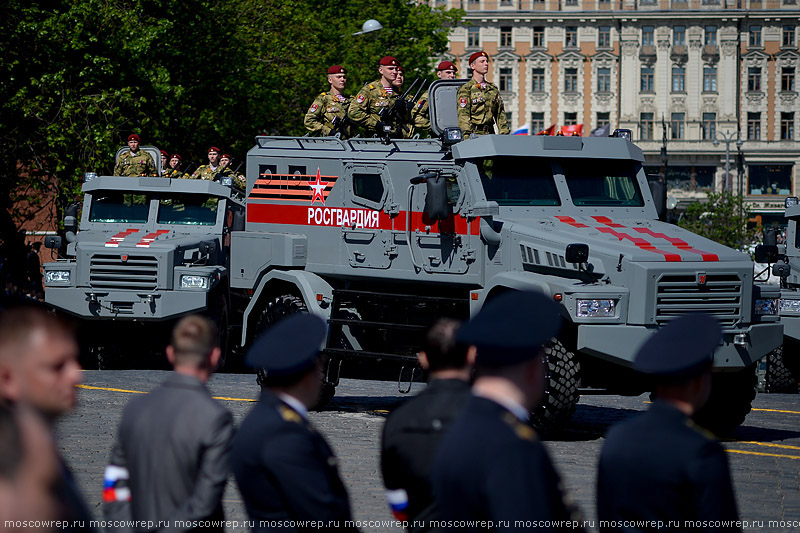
<box><xmin>436</xmin><ymin>0</ymin><xmax>800</xmax><ymax>225</ymax></box>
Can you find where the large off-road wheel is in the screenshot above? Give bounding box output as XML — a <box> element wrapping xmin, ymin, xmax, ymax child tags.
<box><xmin>531</xmin><ymin>339</ymin><xmax>581</xmax><ymax>433</ymax></box>
<box><xmin>693</xmin><ymin>365</ymin><xmax>757</xmax><ymax>436</ymax></box>
<box><xmin>765</xmin><ymin>346</ymin><xmax>799</xmax><ymax>394</ymax></box>
<box><xmin>252</xmin><ymin>295</ymin><xmax>337</xmax><ymax>408</ymax></box>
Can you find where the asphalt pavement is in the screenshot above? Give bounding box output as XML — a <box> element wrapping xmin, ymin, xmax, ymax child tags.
<box><xmin>58</xmin><ymin>371</ymin><xmax>800</xmax><ymax>532</ymax></box>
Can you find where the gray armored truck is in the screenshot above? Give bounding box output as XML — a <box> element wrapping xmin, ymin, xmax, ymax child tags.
<box><xmin>43</xmin><ymin>173</ymin><xmax>245</xmax><ymax>367</ymax></box>
<box><xmin>758</xmin><ymin>198</ymin><xmax>800</xmax><ymax>393</ymax></box>
<box><xmin>228</xmin><ymin>81</ymin><xmax>781</xmax><ymax>433</ymax></box>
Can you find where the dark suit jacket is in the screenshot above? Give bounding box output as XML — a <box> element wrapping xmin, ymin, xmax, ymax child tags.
<box><xmin>432</xmin><ymin>396</ymin><xmax>580</xmax><ymax>532</ymax></box>
<box><xmin>597</xmin><ymin>401</ymin><xmax>740</xmax><ymax>532</ymax></box>
<box><xmin>104</xmin><ymin>372</ymin><xmax>234</xmax><ymax>532</ymax></box>
<box><xmin>230</xmin><ymin>391</ymin><xmax>356</xmax><ymax>533</ymax></box>
<box><xmin>381</xmin><ymin>379</ymin><xmax>471</xmax><ymax>530</ymax></box>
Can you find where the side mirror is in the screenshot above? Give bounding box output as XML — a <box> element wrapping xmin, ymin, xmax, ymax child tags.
<box><xmin>565</xmin><ymin>243</ymin><xmax>589</xmax><ymax>264</ymax></box>
<box><xmin>63</xmin><ymin>203</ymin><xmax>79</xmax><ymax>233</ymax></box>
<box><xmin>648</xmin><ymin>179</ymin><xmax>666</xmax><ymax>221</ymax></box>
<box><xmin>44</xmin><ymin>236</ymin><xmax>62</xmax><ymax>250</ymax></box>
<box><xmin>773</xmin><ymin>262</ymin><xmax>791</xmax><ymax>278</ymax></box>
<box><xmin>754</xmin><ymin>244</ymin><xmax>779</xmax><ymax>263</ymax></box>
<box><xmin>763</xmin><ymin>228</ymin><xmax>778</xmax><ymax>246</ymax></box>
<box><xmin>423</xmin><ymin>175</ymin><xmax>449</xmax><ymax>222</ymax></box>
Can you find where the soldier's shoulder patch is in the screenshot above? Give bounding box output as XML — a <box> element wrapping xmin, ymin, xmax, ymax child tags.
<box><xmin>502</xmin><ymin>412</ymin><xmax>537</xmax><ymax>442</ymax></box>
<box><xmin>459</xmin><ymin>97</ymin><xmax>468</xmax><ymax>108</ymax></box>
<box><xmin>278</xmin><ymin>405</ymin><xmax>303</xmax><ymax>424</ymax></box>
<box><xmin>309</xmin><ymin>103</ymin><xmax>318</xmax><ymax>113</ymax></box>
<box><xmin>320</xmin><ymin>92</ymin><xmax>327</xmax><ymax>96</ymax></box>
<box><xmin>356</xmin><ymin>94</ymin><xmax>366</xmax><ymax>104</ymax></box>
<box><xmin>368</xmin><ymin>84</ymin><xmax>375</xmax><ymax>90</ymax></box>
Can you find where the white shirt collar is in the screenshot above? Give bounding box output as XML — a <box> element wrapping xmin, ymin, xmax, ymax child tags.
<box><xmin>277</xmin><ymin>393</ymin><xmax>308</xmax><ymax>420</ymax></box>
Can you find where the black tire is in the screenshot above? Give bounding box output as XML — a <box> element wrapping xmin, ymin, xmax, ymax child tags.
<box><xmin>531</xmin><ymin>339</ymin><xmax>581</xmax><ymax>432</ymax></box>
<box><xmin>765</xmin><ymin>346</ymin><xmax>799</xmax><ymax>394</ymax></box>
<box><xmin>693</xmin><ymin>365</ymin><xmax>757</xmax><ymax>436</ymax></box>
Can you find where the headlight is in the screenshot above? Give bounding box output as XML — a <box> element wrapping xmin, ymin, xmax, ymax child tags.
<box><xmin>45</xmin><ymin>270</ymin><xmax>71</xmax><ymax>284</ymax></box>
<box><xmin>180</xmin><ymin>275</ymin><xmax>209</xmax><ymax>289</ymax></box>
<box><xmin>577</xmin><ymin>299</ymin><xmax>616</xmax><ymax>318</ymax></box>
<box><xmin>779</xmin><ymin>299</ymin><xmax>800</xmax><ymax>314</ymax></box>
<box><xmin>755</xmin><ymin>298</ymin><xmax>779</xmax><ymax>315</ymax></box>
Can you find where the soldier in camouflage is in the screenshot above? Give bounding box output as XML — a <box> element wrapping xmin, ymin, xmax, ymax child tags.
<box><xmin>392</xmin><ymin>66</ymin><xmax>415</xmax><ymax>139</ymax></box>
<box><xmin>411</xmin><ymin>60</ymin><xmax>458</xmax><ymax>136</ymax></box>
<box><xmin>219</xmin><ymin>154</ymin><xmax>246</xmax><ymax>190</ymax></box>
<box><xmin>457</xmin><ymin>52</ymin><xmax>510</xmax><ymax>139</ymax></box>
<box><xmin>347</xmin><ymin>56</ymin><xmax>403</xmax><ymax>137</ymax></box>
<box><xmin>163</xmin><ymin>154</ymin><xmax>186</xmax><ymax>179</ymax></box>
<box><xmin>190</xmin><ymin>147</ymin><xmax>222</xmax><ymax>181</ymax></box>
<box><xmin>113</xmin><ymin>134</ymin><xmax>157</xmax><ymax>177</ymax></box>
<box><xmin>304</xmin><ymin>65</ymin><xmax>352</xmax><ymax>139</ymax></box>
<box><xmin>160</xmin><ymin>150</ymin><xmax>169</xmax><ymax>174</ymax></box>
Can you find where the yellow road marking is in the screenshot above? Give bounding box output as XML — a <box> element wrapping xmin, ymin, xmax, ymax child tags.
<box><xmin>726</xmin><ymin>449</ymin><xmax>800</xmax><ymax>460</ymax></box>
<box><xmin>77</xmin><ymin>384</ymin><xmax>256</xmax><ymax>402</ymax></box>
<box><xmin>751</xmin><ymin>407</ymin><xmax>800</xmax><ymax>415</ymax></box>
<box><xmin>736</xmin><ymin>441</ymin><xmax>800</xmax><ymax>451</ymax></box>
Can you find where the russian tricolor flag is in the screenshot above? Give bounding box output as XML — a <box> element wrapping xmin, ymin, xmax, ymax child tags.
<box><xmin>512</xmin><ymin>124</ymin><xmax>530</xmax><ymax>135</ymax></box>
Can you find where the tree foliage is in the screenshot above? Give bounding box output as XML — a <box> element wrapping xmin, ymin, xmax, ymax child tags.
<box><xmin>677</xmin><ymin>191</ymin><xmax>751</xmax><ymax>251</ymax></box>
<box><xmin>0</xmin><ymin>0</ymin><xmax>463</xmax><ymax>282</ymax></box>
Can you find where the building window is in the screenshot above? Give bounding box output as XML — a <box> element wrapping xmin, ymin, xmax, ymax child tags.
<box><xmin>564</xmin><ymin>112</ymin><xmax>578</xmax><ymax>125</ymax></box>
<box><xmin>672</xmin><ymin>66</ymin><xmax>685</xmax><ymax>92</ymax></box>
<box><xmin>500</xmin><ymin>26</ymin><xmax>513</xmax><ymax>48</ymax></box>
<box><xmin>564</xmin><ymin>68</ymin><xmax>579</xmax><ymax>92</ymax></box>
<box><xmin>749</xmin><ymin>164</ymin><xmax>793</xmax><ymax>195</ymax></box>
<box><xmin>702</xmin><ymin>113</ymin><xmax>716</xmax><ymax>140</ymax></box>
<box><xmin>598</xmin><ymin>26</ymin><xmax>611</xmax><ymax>48</ymax></box>
<box><xmin>671</xmin><ymin>112</ymin><xmax>685</xmax><ymax>139</ymax></box>
<box><xmin>783</xmin><ymin>67</ymin><xmax>796</xmax><ymax>92</ymax></box>
<box><xmin>505</xmin><ymin>112</ymin><xmax>512</xmax><ymax>125</ymax></box>
<box><xmin>673</xmin><ymin>26</ymin><xmax>685</xmax><ymax>46</ymax></box>
<box><xmin>750</xmin><ymin>26</ymin><xmax>762</xmax><ymax>47</ymax></box>
<box><xmin>500</xmin><ymin>0</ymin><xmax>513</xmax><ymax>4</ymax></box>
<box><xmin>531</xmin><ymin>112</ymin><xmax>545</xmax><ymax>133</ymax></box>
<box><xmin>748</xmin><ymin>112</ymin><xmax>761</xmax><ymax>140</ymax></box>
<box><xmin>468</xmin><ymin>27</ymin><xmax>480</xmax><ymax>48</ymax></box>
<box><xmin>499</xmin><ymin>68</ymin><xmax>513</xmax><ymax>92</ymax></box>
<box><xmin>566</xmin><ymin>27</ymin><xmax>578</xmax><ymax>47</ymax></box>
<box><xmin>531</xmin><ymin>68</ymin><xmax>546</xmax><ymax>92</ymax></box>
<box><xmin>533</xmin><ymin>27</ymin><xmax>545</xmax><ymax>47</ymax></box>
<box><xmin>565</xmin><ymin>0</ymin><xmax>578</xmax><ymax>5</ymax></box>
<box><xmin>596</xmin><ymin>112</ymin><xmax>610</xmax><ymax>127</ymax></box>
<box><xmin>640</xmin><ymin>112</ymin><xmax>654</xmax><ymax>140</ymax></box>
<box><xmin>782</xmin><ymin>112</ymin><xmax>795</xmax><ymax>140</ymax></box>
<box><xmin>704</xmin><ymin>25</ymin><xmax>717</xmax><ymax>46</ymax></box>
<box><xmin>748</xmin><ymin>67</ymin><xmax>761</xmax><ymax>92</ymax></box>
<box><xmin>597</xmin><ymin>67</ymin><xmax>611</xmax><ymax>92</ymax></box>
<box><xmin>642</xmin><ymin>26</ymin><xmax>654</xmax><ymax>47</ymax></box>
<box><xmin>641</xmin><ymin>67</ymin><xmax>654</xmax><ymax>92</ymax></box>
<box><xmin>783</xmin><ymin>26</ymin><xmax>796</xmax><ymax>47</ymax></box>
<box><xmin>703</xmin><ymin>67</ymin><xmax>717</xmax><ymax>92</ymax></box>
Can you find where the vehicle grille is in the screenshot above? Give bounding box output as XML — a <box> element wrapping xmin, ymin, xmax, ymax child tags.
<box><xmin>89</xmin><ymin>254</ymin><xmax>159</xmax><ymax>291</ymax></box>
<box><xmin>655</xmin><ymin>273</ymin><xmax>742</xmax><ymax>327</ymax></box>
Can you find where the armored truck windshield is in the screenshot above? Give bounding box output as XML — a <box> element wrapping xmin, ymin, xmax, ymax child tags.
<box><xmin>478</xmin><ymin>156</ymin><xmax>643</xmax><ymax>208</ymax></box>
<box><xmin>89</xmin><ymin>192</ymin><xmax>150</xmax><ymax>223</ymax></box>
<box><xmin>88</xmin><ymin>191</ymin><xmax>221</xmax><ymax>226</ymax></box>
<box><xmin>157</xmin><ymin>195</ymin><xmax>219</xmax><ymax>226</ymax></box>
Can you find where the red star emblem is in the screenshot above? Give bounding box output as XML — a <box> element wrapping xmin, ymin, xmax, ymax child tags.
<box><xmin>307</xmin><ymin>168</ymin><xmax>329</xmax><ymax>205</ymax></box>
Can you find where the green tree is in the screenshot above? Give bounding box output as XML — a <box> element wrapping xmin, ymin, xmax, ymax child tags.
<box><xmin>678</xmin><ymin>191</ymin><xmax>751</xmax><ymax>250</ymax></box>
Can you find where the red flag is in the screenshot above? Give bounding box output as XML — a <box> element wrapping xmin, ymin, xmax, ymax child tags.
<box><xmin>536</xmin><ymin>124</ymin><xmax>556</xmax><ymax>136</ymax></box>
<box><xmin>560</xmin><ymin>124</ymin><xmax>584</xmax><ymax>136</ymax></box>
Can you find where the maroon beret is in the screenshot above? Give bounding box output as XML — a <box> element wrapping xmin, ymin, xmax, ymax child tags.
<box><xmin>160</xmin><ymin>150</ymin><xmax>168</xmax><ymax>157</ymax></box>
<box><xmin>208</xmin><ymin>146</ymin><xmax>221</xmax><ymax>153</ymax></box>
<box><xmin>379</xmin><ymin>56</ymin><xmax>399</xmax><ymax>66</ymax></box>
<box><xmin>127</xmin><ymin>134</ymin><xmax>140</xmax><ymax>142</ymax></box>
<box><xmin>437</xmin><ymin>61</ymin><xmax>457</xmax><ymax>72</ymax></box>
<box><xmin>327</xmin><ymin>65</ymin><xmax>346</xmax><ymax>75</ymax></box>
<box><xmin>468</xmin><ymin>51</ymin><xmax>489</xmax><ymax>64</ymax></box>
<box><xmin>171</xmin><ymin>153</ymin><xmax>182</xmax><ymax>160</ymax></box>
<box><xmin>221</xmin><ymin>153</ymin><xmax>231</xmax><ymax>159</ymax></box>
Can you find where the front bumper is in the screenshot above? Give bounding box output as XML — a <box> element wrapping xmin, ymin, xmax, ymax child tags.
<box><xmin>779</xmin><ymin>315</ymin><xmax>800</xmax><ymax>343</ymax></box>
<box><xmin>577</xmin><ymin>322</ymin><xmax>784</xmax><ymax>370</ymax></box>
<box><xmin>45</xmin><ymin>287</ymin><xmax>210</xmax><ymax>320</ymax></box>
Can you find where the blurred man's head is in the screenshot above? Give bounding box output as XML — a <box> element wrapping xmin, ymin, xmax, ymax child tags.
<box><xmin>0</xmin><ymin>307</ymin><xmax>81</xmax><ymax>422</ymax></box>
<box><xmin>417</xmin><ymin>319</ymin><xmax>475</xmax><ymax>380</ymax></box>
<box><xmin>166</xmin><ymin>315</ymin><xmax>221</xmax><ymax>381</ymax></box>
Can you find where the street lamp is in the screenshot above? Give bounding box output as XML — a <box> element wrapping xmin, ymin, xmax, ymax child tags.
<box><xmin>352</xmin><ymin>19</ymin><xmax>383</xmax><ymax>36</ymax></box>
<box><xmin>713</xmin><ymin>130</ymin><xmax>743</xmax><ymax>192</ymax></box>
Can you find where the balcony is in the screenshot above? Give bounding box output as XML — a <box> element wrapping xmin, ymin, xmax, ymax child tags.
<box><xmin>670</xmin><ymin>45</ymin><xmax>688</xmax><ymax>62</ymax></box>
<box><xmin>702</xmin><ymin>45</ymin><xmax>720</xmax><ymax>62</ymax></box>
<box><xmin>639</xmin><ymin>45</ymin><xmax>657</xmax><ymax>62</ymax></box>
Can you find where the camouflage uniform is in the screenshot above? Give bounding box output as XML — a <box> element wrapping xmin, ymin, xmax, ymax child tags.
<box><xmin>456</xmin><ymin>79</ymin><xmax>510</xmax><ymax>139</ymax></box>
<box><xmin>347</xmin><ymin>80</ymin><xmax>399</xmax><ymax>135</ymax></box>
<box><xmin>220</xmin><ymin>167</ymin><xmax>246</xmax><ymax>190</ymax></box>
<box><xmin>113</xmin><ymin>150</ymin><xmax>157</xmax><ymax>177</ymax></box>
<box><xmin>410</xmin><ymin>89</ymin><xmax>431</xmax><ymax>134</ymax></box>
<box><xmin>304</xmin><ymin>92</ymin><xmax>352</xmax><ymax>138</ymax></box>
<box><xmin>190</xmin><ymin>165</ymin><xmax>221</xmax><ymax>181</ymax></box>
<box><xmin>162</xmin><ymin>168</ymin><xmax>185</xmax><ymax>179</ymax></box>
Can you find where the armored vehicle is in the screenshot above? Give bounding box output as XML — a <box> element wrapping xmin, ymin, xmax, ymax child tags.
<box><xmin>758</xmin><ymin>198</ymin><xmax>800</xmax><ymax>393</ymax></box>
<box><xmin>43</xmin><ymin>172</ymin><xmax>245</xmax><ymax>367</ymax></box>
<box><xmin>230</xmin><ymin>80</ymin><xmax>782</xmax><ymax>433</ymax></box>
